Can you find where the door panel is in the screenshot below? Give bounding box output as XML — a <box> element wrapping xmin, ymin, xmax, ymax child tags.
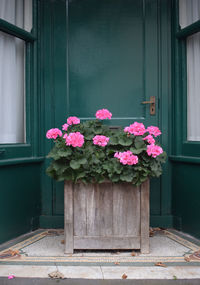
<box><xmin>68</xmin><ymin>0</ymin><xmax>158</xmax><ymax>127</ymax></box>
<box><xmin>54</xmin><ymin>0</ymin><xmax>160</xmax><ymax>216</ymax></box>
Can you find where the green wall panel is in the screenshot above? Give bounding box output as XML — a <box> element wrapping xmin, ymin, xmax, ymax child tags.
<box><xmin>0</xmin><ymin>164</ymin><xmax>41</xmax><ymax>244</ymax></box>
<box><xmin>39</xmin><ymin>0</ymin><xmax>67</xmax><ymax>217</ymax></box>
<box><xmin>172</xmin><ymin>162</ymin><xmax>200</xmax><ymax>238</ymax></box>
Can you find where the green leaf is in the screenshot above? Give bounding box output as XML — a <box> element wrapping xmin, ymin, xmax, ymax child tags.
<box><xmin>75</xmin><ymin>172</ymin><xmax>86</xmax><ymax>181</ymax></box>
<box><xmin>118</xmin><ymin>137</ymin><xmax>133</xmax><ymax>146</ymax></box>
<box><xmin>120</xmin><ymin>173</ymin><xmax>133</xmax><ymax>182</ymax></box>
<box><xmin>156</xmin><ymin>151</ymin><xmax>167</xmax><ymax>163</ymax></box>
<box><xmin>77</xmin><ymin>158</ymin><xmax>87</xmax><ymax>165</ymax></box>
<box><xmin>109</xmin><ymin>136</ymin><xmax>118</xmax><ymax>145</ymax></box>
<box><xmin>130</xmin><ymin>147</ymin><xmax>146</xmax><ymax>154</ymax></box>
<box><xmin>134</xmin><ymin>136</ymin><xmax>146</xmax><ymax>149</ymax></box>
<box><xmin>46</xmin><ymin>147</ymin><xmax>60</xmax><ymax>160</ymax></box>
<box><xmin>57</xmin><ymin>148</ymin><xmax>72</xmax><ymax>157</ymax></box>
<box><xmin>70</xmin><ymin>160</ymin><xmax>80</xmax><ymax>169</ymax></box>
<box><xmin>84</xmin><ymin>133</ymin><xmax>93</xmax><ymax>140</ymax></box>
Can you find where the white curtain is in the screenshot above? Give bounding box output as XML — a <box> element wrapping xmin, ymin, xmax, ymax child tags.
<box><xmin>179</xmin><ymin>0</ymin><xmax>200</xmax><ymax>28</ymax></box>
<box><xmin>179</xmin><ymin>0</ymin><xmax>200</xmax><ymax>141</ymax></box>
<box><xmin>0</xmin><ymin>0</ymin><xmax>32</xmax><ymax>144</ymax></box>
<box><xmin>187</xmin><ymin>32</ymin><xmax>200</xmax><ymax>141</ymax></box>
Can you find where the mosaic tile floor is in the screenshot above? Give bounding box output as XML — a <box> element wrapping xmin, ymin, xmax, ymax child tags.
<box><xmin>0</xmin><ymin>229</ymin><xmax>200</xmax><ymax>266</ymax></box>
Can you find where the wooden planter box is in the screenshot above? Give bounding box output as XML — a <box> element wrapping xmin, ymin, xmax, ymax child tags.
<box><xmin>64</xmin><ymin>180</ymin><xmax>149</xmax><ymax>254</ymax></box>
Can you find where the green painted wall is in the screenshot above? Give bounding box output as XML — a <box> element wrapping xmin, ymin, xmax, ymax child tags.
<box><xmin>0</xmin><ymin>0</ymin><xmax>42</xmax><ymax>245</ymax></box>
<box><xmin>39</xmin><ymin>0</ymin><xmax>67</xmax><ymax>223</ymax></box>
<box><xmin>172</xmin><ymin>162</ymin><xmax>200</xmax><ymax>238</ymax></box>
<box><xmin>0</xmin><ymin>163</ymin><xmax>41</xmax><ymax>244</ymax></box>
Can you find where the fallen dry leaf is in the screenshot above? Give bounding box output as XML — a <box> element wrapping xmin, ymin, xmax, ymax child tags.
<box><xmin>122</xmin><ymin>273</ymin><xmax>128</xmax><ymax>279</ymax></box>
<box><xmin>131</xmin><ymin>251</ymin><xmax>136</xmax><ymax>256</ymax></box>
<box><xmin>114</xmin><ymin>262</ymin><xmax>120</xmax><ymax>265</ymax></box>
<box><xmin>0</xmin><ymin>249</ymin><xmax>20</xmax><ymax>259</ymax></box>
<box><xmin>46</xmin><ymin>230</ymin><xmax>64</xmax><ymax>236</ymax></box>
<box><xmin>61</xmin><ymin>240</ymin><xmax>65</xmax><ymax>244</ymax></box>
<box><xmin>11</xmin><ymin>250</ymin><xmax>20</xmax><ymax>256</ymax></box>
<box><xmin>155</xmin><ymin>262</ymin><xmax>167</xmax><ymax>267</ymax></box>
<box><xmin>191</xmin><ymin>250</ymin><xmax>200</xmax><ymax>260</ymax></box>
<box><xmin>184</xmin><ymin>256</ymin><xmax>191</xmax><ymax>262</ymax></box>
<box><xmin>149</xmin><ymin>229</ymin><xmax>154</xmax><ymax>237</ymax></box>
<box><xmin>48</xmin><ymin>271</ymin><xmax>65</xmax><ymax>279</ymax></box>
<box><xmin>154</xmin><ymin>227</ymin><xmax>162</xmax><ymax>231</ymax></box>
<box><xmin>149</xmin><ymin>227</ymin><xmax>163</xmax><ymax>237</ymax></box>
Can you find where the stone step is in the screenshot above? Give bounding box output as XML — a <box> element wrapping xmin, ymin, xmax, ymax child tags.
<box><xmin>0</xmin><ymin>277</ymin><xmax>200</xmax><ymax>285</ymax></box>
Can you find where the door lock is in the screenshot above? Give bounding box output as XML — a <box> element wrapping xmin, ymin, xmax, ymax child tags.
<box><xmin>142</xmin><ymin>96</ymin><xmax>156</xmax><ymax>115</ymax></box>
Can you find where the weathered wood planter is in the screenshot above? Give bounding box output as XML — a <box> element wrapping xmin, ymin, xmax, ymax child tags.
<box><xmin>64</xmin><ymin>180</ymin><xmax>149</xmax><ymax>254</ymax></box>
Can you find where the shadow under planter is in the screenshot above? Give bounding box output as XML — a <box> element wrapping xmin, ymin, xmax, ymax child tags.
<box><xmin>64</xmin><ymin>180</ymin><xmax>149</xmax><ymax>254</ymax></box>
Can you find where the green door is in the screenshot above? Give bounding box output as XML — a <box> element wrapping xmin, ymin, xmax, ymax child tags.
<box><xmin>68</xmin><ymin>0</ymin><xmax>160</xmax><ymax>214</ymax></box>
<box><xmin>51</xmin><ymin>0</ymin><xmax>170</xmax><ymax>224</ymax></box>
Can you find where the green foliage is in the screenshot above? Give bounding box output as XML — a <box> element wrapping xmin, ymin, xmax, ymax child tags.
<box><xmin>46</xmin><ymin>120</ymin><xmax>166</xmax><ymax>186</ymax></box>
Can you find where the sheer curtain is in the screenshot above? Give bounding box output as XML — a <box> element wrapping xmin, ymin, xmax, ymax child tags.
<box><xmin>179</xmin><ymin>0</ymin><xmax>200</xmax><ymax>141</ymax></box>
<box><xmin>0</xmin><ymin>0</ymin><xmax>32</xmax><ymax>144</ymax></box>
<box><xmin>179</xmin><ymin>0</ymin><xmax>200</xmax><ymax>28</ymax></box>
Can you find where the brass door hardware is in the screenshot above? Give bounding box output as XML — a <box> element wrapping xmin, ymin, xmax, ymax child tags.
<box><xmin>142</xmin><ymin>96</ymin><xmax>155</xmax><ymax>115</ymax></box>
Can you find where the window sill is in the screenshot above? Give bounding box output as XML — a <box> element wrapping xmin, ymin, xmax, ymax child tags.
<box><xmin>169</xmin><ymin>155</ymin><xmax>200</xmax><ymax>164</ymax></box>
<box><xmin>0</xmin><ymin>156</ymin><xmax>44</xmax><ymax>167</ymax></box>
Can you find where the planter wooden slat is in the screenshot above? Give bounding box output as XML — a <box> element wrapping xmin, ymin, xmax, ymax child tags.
<box><xmin>74</xmin><ymin>183</ymin><xmax>87</xmax><ymax>236</ymax></box>
<box><xmin>64</xmin><ymin>180</ymin><xmax>149</xmax><ymax>253</ymax></box>
<box><xmin>64</xmin><ymin>181</ymin><xmax>74</xmax><ymax>254</ymax></box>
<box><xmin>140</xmin><ymin>179</ymin><xmax>150</xmax><ymax>253</ymax></box>
<box><xmin>113</xmin><ymin>183</ymin><xmax>140</xmax><ymax>236</ymax></box>
<box><xmin>74</xmin><ymin>236</ymin><xmax>140</xmax><ymax>249</ymax></box>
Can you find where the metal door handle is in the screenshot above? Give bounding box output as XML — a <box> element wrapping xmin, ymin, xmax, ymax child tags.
<box><xmin>142</xmin><ymin>100</ymin><xmax>155</xmax><ymax>104</ymax></box>
<box><xmin>141</xmin><ymin>96</ymin><xmax>155</xmax><ymax>115</ymax></box>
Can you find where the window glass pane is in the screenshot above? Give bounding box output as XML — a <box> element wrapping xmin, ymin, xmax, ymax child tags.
<box><xmin>0</xmin><ymin>31</ymin><xmax>25</xmax><ymax>144</ymax></box>
<box><xmin>187</xmin><ymin>32</ymin><xmax>200</xmax><ymax>141</ymax></box>
<box><xmin>179</xmin><ymin>0</ymin><xmax>200</xmax><ymax>29</ymax></box>
<box><xmin>0</xmin><ymin>0</ymin><xmax>32</xmax><ymax>32</ymax></box>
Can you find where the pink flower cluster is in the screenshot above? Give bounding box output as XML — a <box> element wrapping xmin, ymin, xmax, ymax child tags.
<box><xmin>8</xmin><ymin>275</ymin><xmax>15</xmax><ymax>279</ymax></box>
<box><xmin>64</xmin><ymin>132</ymin><xmax>84</xmax><ymax>147</ymax></box>
<box><xmin>67</xmin><ymin>116</ymin><xmax>80</xmax><ymax>125</ymax></box>
<box><xmin>62</xmin><ymin>123</ymin><xmax>69</xmax><ymax>131</ymax></box>
<box><xmin>143</xmin><ymin>135</ymin><xmax>155</xmax><ymax>145</ymax></box>
<box><xmin>96</xmin><ymin>109</ymin><xmax>112</xmax><ymax>120</ymax></box>
<box><xmin>147</xmin><ymin>144</ymin><xmax>163</xmax><ymax>158</ymax></box>
<box><xmin>93</xmin><ymin>135</ymin><xmax>109</xmax><ymax>147</ymax></box>
<box><xmin>124</xmin><ymin>122</ymin><xmax>146</xmax><ymax>136</ymax></box>
<box><xmin>46</xmin><ymin>128</ymin><xmax>62</xmax><ymax>139</ymax></box>
<box><xmin>147</xmin><ymin>126</ymin><xmax>161</xmax><ymax>137</ymax></box>
<box><xmin>114</xmin><ymin>151</ymin><xmax>138</xmax><ymax>165</ymax></box>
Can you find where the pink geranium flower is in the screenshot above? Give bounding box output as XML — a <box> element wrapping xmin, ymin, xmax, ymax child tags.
<box><xmin>143</xmin><ymin>135</ymin><xmax>155</xmax><ymax>145</ymax></box>
<box><xmin>64</xmin><ymin>132</ymin><xmax>84</xmax><ymax>147</ymax></box>
<box><xmin>63</xmin><ymin>133</ymin><xmax>68</xmax><ymax>139</ymax></box>
<box><xmin>93</xmin><ymin>135</ymin><xmax>109</xmax><ymax>147</ymax></box>
<box><xmin>8</xmin><ymin>275</ymin><xmax>15</xmax><ymax>279</ymax></box>
<box><xmin>147</xmin><ymin>126</ymin><xmax>161</xmax><ymax>137</ymax></box>
<box><xmin>67</xmin><ymin>116</ymin><xmax>80</xmax><ymax>125</ymax></box>
<box><xmin>96</xmin><ymin>109</ymin><xmax>112</xmax><ymax>120</ymax></box>
<box><xmin>114</xmin><ymin>151</ymin><xmax>138</xmax><ymax>165</ymax></box>
<box><xmin>46</xmin><ymin>128</ymin><xmax>62</xmax><ymax>139</ymax></box>
<box><xmin>124</xmin><ymin>122</ymin><xmax>146</xmax><ymax>136</ymax></box>
<box><xmin>62</xmin><ymin>123</ymin><xmax>69</xmax><ymax>131</ymax></box>
<box><xmin>147</xmin><ymin>144</ymin><xmax>163</xmax><ymax>158</ymax></box>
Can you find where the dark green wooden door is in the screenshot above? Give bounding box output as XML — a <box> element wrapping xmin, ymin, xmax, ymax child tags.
<box><xmin>53</xmin><ymin>0</ymin><xmax>164</xmax><ymax>220</ymax></box>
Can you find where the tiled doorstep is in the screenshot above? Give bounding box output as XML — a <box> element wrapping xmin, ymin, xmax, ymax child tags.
<box><xmin>0</xmin><ymin>265</ymin><xmax>200</xmax><ymax>279</ymax></box>
<box><xmin>0</xmin><ymin>266</ymin><xmax>57</xmax><ymax>278</ymax></box>
<box><xmin>100</xmin><ymin>266</ymin><xmax>200</xmax><ymax>279</ymax></box>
